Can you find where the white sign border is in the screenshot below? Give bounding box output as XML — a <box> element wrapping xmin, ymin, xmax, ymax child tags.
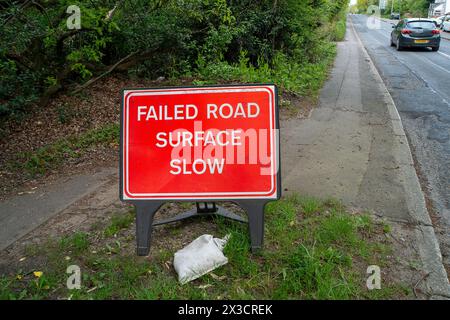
<box><xmin>122</xmin><ymin>86</ymin><xmax>278</xmax><ymax>200</ymax></box>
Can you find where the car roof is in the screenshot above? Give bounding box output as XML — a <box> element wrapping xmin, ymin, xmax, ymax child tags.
<box><xmin>404</xmin><ymin>18</ymin><xmax>434</xmax><ymax>22</ymax></box>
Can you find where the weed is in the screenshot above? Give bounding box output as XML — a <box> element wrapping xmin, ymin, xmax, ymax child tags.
<box><xmin>104</xmin><ymin>210</ymin><xmax>135</xmax><ymax>237</ymax></box>
<box><xmin>59</xmin><ymin>232</ymin><xmax>90</xmax><ymax>255</ymax></box>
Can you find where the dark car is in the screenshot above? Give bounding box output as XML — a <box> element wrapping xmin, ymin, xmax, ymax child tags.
<box><xmin>390</xmin><ymin>19</ymin><xmax>441</xmax><ymax>51</ymax></box>
<box><xmin>391</xmin><ymin>12</ymin><xmax>400</xmax><ymax>20</ymax></box>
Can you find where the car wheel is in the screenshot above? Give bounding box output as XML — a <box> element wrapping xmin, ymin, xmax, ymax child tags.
<box><xmin>396</xmin><ymin>39</ymin><xmax>402</xmax><ymax>51</ymax></box>
<box><xmin>432</xmin><ymin>46</ymin><xmax>439</xmax><ymax>52</ymax></box>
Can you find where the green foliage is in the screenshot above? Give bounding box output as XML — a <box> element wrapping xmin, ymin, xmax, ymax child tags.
<box><xmin>59</xmin><ymin>232</ymin><xmax>90</xmax><ymax>255</ymax></box>
<box><xmin>195</xmin><ymin>41</ymin><xmax>337</xmax><ymax>96</ymax></box>
<box><xmin>356</xmin><ymin>0</ymin><xmax>379</xmax><ymax>13</ymax></box>
<box><xmin>1</xmin><ymin>0</ymin><xmax>349</xmax><ymax>118</ymax></box>
<box><xmin>397</xmin><ymin>0</ymin><xmax>432</xmax><ymax>17</ymax></box>
<box><xmin>358</xmin><ymin>0</ymin><xmax>432</xmax><ymax>17</ymax></box>
<box><xmin>104</xmin><ymin>211</ymin><xmax>135</xmax><ymax>237</ymax></box>
<box><xmin>332</xmin><ymin>9</ymin><xmax>348</xmax><ymax>42</ymax></box>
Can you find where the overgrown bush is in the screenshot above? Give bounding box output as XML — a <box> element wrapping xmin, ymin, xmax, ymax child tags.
<box><xmin>356</xmin><ymin>0</ymin><xmax>432</xmax><ymax>17</ymax></box>
<box><xmin>0</xmin><ymin>0</ymin><xmax>349</xmax><ymax>119</ymax></box>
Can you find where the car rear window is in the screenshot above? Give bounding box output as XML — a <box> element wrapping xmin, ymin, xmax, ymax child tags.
<box><xmin>407</xmin><ymin>21</ymin><xmax>436</xmax><ymax>29</ymax></box>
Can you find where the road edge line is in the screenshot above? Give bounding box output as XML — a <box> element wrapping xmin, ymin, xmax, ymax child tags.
<box><xmin>349</xmin><ymin>16</ymin><xmax>450</xmax><ymax>299</ymax></box>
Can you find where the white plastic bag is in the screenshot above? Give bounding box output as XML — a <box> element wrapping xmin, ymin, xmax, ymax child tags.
<box><xmin>173</xmin><ymin>234</ymin><xmax>230</xmax><ymax>284</ymax></box>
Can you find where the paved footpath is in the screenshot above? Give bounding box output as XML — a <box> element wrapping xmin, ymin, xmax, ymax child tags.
<box><xmin>281</xmin><ymin>18</ymin><xmax>450</xmax><ymax>298</ymax></box>
<box><xmin>0</xmin><ymin>168</ymin><xmax>116</xmax><ymax>251</ymax></box>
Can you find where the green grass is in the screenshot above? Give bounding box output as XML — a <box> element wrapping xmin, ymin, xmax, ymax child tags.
<box><xmin>104</xmin><ymin>210</ymin><xmax>135</xmax><ymax>238</ymax></box>
<box><xmin>0</xmin><ymin>195</ymin><xmax>409</xmax><ymax>300</ymax></box>
<box><xmin>10</xmin><ymin>123</ymin><xmax>119</xmax><ymax>175</ymax></box>
<box><xmin>59</xmin><ymin>232</ymin><xmax>90</xmax><ymax>255</ymax></box>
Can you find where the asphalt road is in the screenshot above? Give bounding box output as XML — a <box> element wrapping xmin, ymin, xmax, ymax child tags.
<box><xmin>351</xmin><ymin>14</ymin><xmax>450</xmax><ymax>265</ymax></box>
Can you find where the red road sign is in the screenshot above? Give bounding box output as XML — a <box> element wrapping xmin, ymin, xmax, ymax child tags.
<box><xmin>120</xmin><ymin>85</ymin><xmax>279</xmax><ymax>200</ymax></box>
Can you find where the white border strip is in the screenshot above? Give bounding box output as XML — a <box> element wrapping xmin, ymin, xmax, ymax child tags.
<box><xmin>122</xmin><ymin>86</ymin><xmax>278</xmax><ymax>200</ymax></box>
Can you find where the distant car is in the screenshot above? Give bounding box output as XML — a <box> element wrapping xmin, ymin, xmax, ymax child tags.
<box><xmin>391</xmin><ymin>12</ymin><xmax>401</xmax><ymax>20</ymax></box>
<box><xmin>434</xmin><ymin>15</ymin><xmax>446</xmax><ymax>27</ymax></box>
<box><xmin>390</xmin><ymin>19</ymin><xmax>441</xmax><ymax>51</ymax></box>
<box><xmin>442</xmin><ymin>16</ymin><xmax>450</xmax><ymax>32</ymax></box>
<box><xmin>430</xmin><ymin>17</ymin><xmax>442</xmax><ymax>27</ymax></box>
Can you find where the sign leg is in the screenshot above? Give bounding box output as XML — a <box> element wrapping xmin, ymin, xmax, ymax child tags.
<box><xmin>135</xmin><ymin>202</ymin><xmax>164</xmax><ymax>256</ymax></box>
<box><xmin>239</xmin><ymin>201</ymin><xmax>267</xmax><ymax>253</ymax></box>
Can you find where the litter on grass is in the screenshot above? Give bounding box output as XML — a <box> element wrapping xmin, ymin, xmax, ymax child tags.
<box><xmin>173</xmin><ymin>234</ymin><xmax>230</xmax><ymax>285</ymax></box>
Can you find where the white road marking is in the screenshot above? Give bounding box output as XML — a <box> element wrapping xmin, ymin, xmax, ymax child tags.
<box><xmin>416</xmin><ymin>54</ymin><xmax>450</xmax><ymax>74</ymax></box>
<box><xmin>438</xmin><ymin>51</ymin><xmax>450</xmax><ymax>59</ymax></box>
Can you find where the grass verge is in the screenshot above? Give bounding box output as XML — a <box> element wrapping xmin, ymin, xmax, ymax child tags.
<box><xmin>0</xmin><ymin>195</ymin><xmax>410</xmax><ymax>300</ymax></box>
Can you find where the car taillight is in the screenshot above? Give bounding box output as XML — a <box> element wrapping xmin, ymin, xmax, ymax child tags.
<box><xmin>401</xmin><ymin>29</ymin><xmax>412</xmax><ymax>34</ymax></box>
<box><xmin>432</xmin><ymin>29</ymin><xmax>440</xmax><ymax>34</ymax></box>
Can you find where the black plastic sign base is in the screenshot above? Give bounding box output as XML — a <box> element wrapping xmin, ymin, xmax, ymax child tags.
<box><xmin>132</xmin><ymin>200</ymin><xmax>269</xmax><ymax>256</ymax></box>
<box><xmin>152</xmin><ymin>202</ymin><xmax>247</xmax><ymax>226</ymax></box>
